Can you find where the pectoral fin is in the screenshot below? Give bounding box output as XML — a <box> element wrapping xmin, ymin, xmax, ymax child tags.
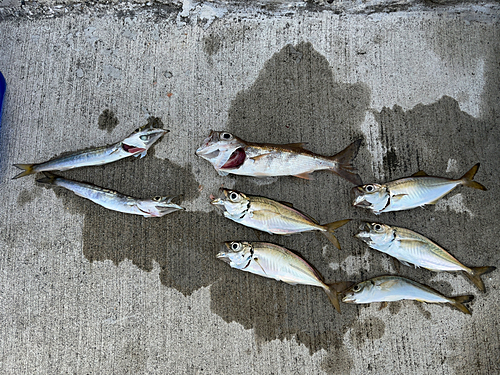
<box><xmin>377</xmin><ymin>279</ymin><xmax>399</xmax><ymax>291</ymax></box>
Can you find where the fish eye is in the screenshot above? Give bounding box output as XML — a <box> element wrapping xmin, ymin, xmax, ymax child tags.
<box><xmin>353</xmin><ymin>284</ymin><xmax>362</xmax><ymax>292</ymax></box>
<box><xmin>365</xmin><ymin>185</ymin><xmax>375</xmax><ymax>192</ymax></box>
<box><xmin>153</xmin><ymin>196</ymin><xmax>162</xmax><ymax>202</ymax></box>
<box><xmin>229</xmin><ymin>192</ymin><xmax>239</xmax><ymax>201</ymax></box>
<box><xmin>373</xmin><ymin>224</ymin><xmax>383</xmax><ymax>231</ymax></box>
<box><xmin>231</xmin><ymin>242</ymin><xmax>241</xmax><ymax>251</ymax></box>
<box><xmin>140</xmin><ymin>135</ymin><xmax>149</xmax><ymax>141</ymax></box>
<box><xmin>221</xmin><ymin>132</ymin><xmax>233</xmax><ymax>140</ymax></box>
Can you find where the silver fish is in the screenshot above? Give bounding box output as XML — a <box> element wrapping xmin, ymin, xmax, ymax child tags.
<box><xmin>352</xmin><ymin>164</ymin><xmax>486</xmax><ymax>214</ymax></box>
<box><xmin>355</xmin><ymin>223</ymin><xmax>495</xmax><ymax>292</ymax></box>
<box><xmin>36</xmin><ymin>172</ymin><xmax>184</xmax><ymax>217</ymax></box>
<box><xmin>13</xmin><ymin>125</ymin><xmax>167</xmax><ymax>179</ymax></box>
<box><xmin>196</xmin><ymin>131</ymin><xmax>363</xmax><ymax>184</ymax></box>
<box><xmin>217</xmin><ymin>241</ymin><xmax>353</xmax><ymax>313</ymax></box>
<box><xmin>211</xmin><ymin>189</ymin><xmax>350</xmax><ymax>249</ymax></box>
<box><xmin>342</xmin><ymin>276</ymin><xmax>474</xmax><ymax>315</ymax></box>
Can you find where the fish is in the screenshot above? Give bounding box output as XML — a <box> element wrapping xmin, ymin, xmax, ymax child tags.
<box><xmin>36</xmin><ymin>172</ymin><xmax>184</xmax><ymax>217</ymax></box>
<box><xmin>13</xmin><ymin>125</ymin><xmax>167</xmax><ymax>179</ymax></box>
<box><xmin>211</xmin><ymin>188</ymin><xmax>351</xmax><ymax>249</ymax></box>
<box><xmin>351</xmin><ymin>164</ymin><xmax>486</xmax><ymax>214</ymax></box>
<box><xmin>195</xmin><ymin>131</ymin><xmax>363</xmax><ymax>184</ymax></box>
<box><xmin>342</xmin><ymin>275</ymin><xmax>474</xmax><ymax>315</ymax></box>
<box><xmin>355</xmin><ymin>223</ymin><xmax>496</xmax><ymax>292</ymax></box>
<box><xmin>217</xmin><ymin>241</ymin><xmax>353</xmax><ymax>313</ymax></box>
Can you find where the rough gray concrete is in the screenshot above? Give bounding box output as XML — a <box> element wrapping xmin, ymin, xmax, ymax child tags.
<box><xmin>0</xmin><ymin>1</ymin><xmax>499</xmax><ymax>374</ymax></box>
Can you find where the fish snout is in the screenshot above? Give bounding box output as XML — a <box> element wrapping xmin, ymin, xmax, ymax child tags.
<box><xmin>341</xmin><ymin>292</ymin><xmax>355</xmax><ymax>303</ymax></box>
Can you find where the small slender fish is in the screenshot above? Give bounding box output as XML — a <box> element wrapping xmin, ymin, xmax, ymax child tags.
<box><xmin>13</xmin><ymin>125</ymin><xmax>167</xmax><ymax>179</ymax></box>
<box><xmin>352</xmin><ymin>164</ymin><xmax>486</xmax><ymax>214</ymax></box>
<box><xmin>217</xmin><ymin>241</ymin><xmax>353</xmax><ymax>313</ymax></box>
<box><xmin>196</xmin><ymin>131</ymin><xmax>363</xmax><ymax>184</ymax></box>
<box><xmin>36</xmin><ymin>172</ymin><xmax>184</xmax><ymax>217</ymax></box>
<box><xmin>355</xmin><ymin>223</ymin><xmax>495</xmax><ymax>292</ymax></box>
<box><xmin>342</xmin><ymin>275</ymin><xmax>474</xmax><ymax>315</ymax></box>
<box><xmin>211</xmin><ymin>188</ymin><xmax>350</xmax><ymax>249</ymax></box>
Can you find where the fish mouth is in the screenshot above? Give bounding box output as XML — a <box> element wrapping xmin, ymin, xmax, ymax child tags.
<box><xmin>122</xmin><ymin>144</ymin><xmax>146</xmax><ymax>154</ymax></box>
<box><xmin>220</xmin><ymin>148</ymin><xmax>246</xmax><ymax>169</ymax></box>
<box><xmin>341</xmin><ymin>293</ymin><xmax>355</xmax><ymax>303</ymax></box>
<box><xmin>156</xmin><ymin>204</ymin><xmax>185</xmax><ymax>214</ymax></box>
<box><xmin>216</xmin><ymin>252</ymin><xmax>231</xmax><ymax>263</ymax></box>
<box><xmin>354</xmin><ymin>222</ymin><xmax>372</xmax><ymax>238</ymax></box>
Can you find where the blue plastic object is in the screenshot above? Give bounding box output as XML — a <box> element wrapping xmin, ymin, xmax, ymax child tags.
<box><xmin>0</xmin><ymin>71</ymin><xmax>5</xmax><ymax>127</ymax></box>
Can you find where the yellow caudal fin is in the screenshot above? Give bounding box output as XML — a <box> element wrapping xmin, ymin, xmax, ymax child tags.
<box><xmin>328</xmin><ymin>139</ymin><xmax>363</xmax><ymax>185</ymax></box>
<box><xmin>12</xmin><ymin>164</ymin><xmax>35</xmax><ymax>179</ymax></box>
<box><xmin>460</xmin><ymin>163</ymin><xmax>487</xmax><ymax>191</ymax></box>
<box><xmin>322</xmin><ymin>219</ymin><xmax>351</xmax><ymax>250</ymax></box>
<box><xmin>324</xmin><ymin>281</ymin><xmax>354</xmax><ymax>313</ymax></box>
<box><xmin>463</xmin><ymin>266</ymin><xmax>496</xmax><ymax>292</ymax></box>
<box><xmin>449</xmin><ymin>295</ymin><xmax>474</xmax><ymax>315</ymax></box>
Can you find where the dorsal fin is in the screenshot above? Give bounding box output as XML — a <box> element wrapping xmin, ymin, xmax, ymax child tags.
<box><xmin>412</xmin><ymin>170</ymin><xmax>428</xmax><ymax>177</ymax></box>
<box><xmin>279</xmin><ymin>201</ymin><xmax>294</xmax><ymax>208</ymax></box>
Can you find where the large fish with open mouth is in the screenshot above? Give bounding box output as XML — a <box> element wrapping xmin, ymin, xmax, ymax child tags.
<box><xmin>351</xmin><ymin>164</ymin><xmax>486</xmax><ymax>214</ymax></box>
<box><xmin>13</xmin><ymin>125</ymin><xmax>167</xmax><ymax>179</ymax></box>
<box><xmin>211</xmin><ymin>188</ymin><xmax>351</xmax><ymax>249</ymax></box>
<box><xmin>37</xmin><ymin>172</ymin><xmax>184</xmax><ymax>217</ymax></box>
<box><xmin>217</xmin><ymin>241</ymin><xmax>353</xmax><ymax>313</ymax></box>
<box><xmin>196</xmin><ymin>131</ymin><xmax>363</xmax><ymax>184</ymax></box>
<box><xmin>355</xmin><ymin>223</ymin><xmax>495</xmax><ymax>292</ymax></box>
<box><xmin>342</xmin><ymin>275</ymin><xmax>474</xmax><ymax>315</ymax></box>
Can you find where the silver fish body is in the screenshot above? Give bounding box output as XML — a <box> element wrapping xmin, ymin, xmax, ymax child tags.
<box><xmin>37</xmin><ymin>173</ymin><xmax>184</xmax><ymax>217</ymax></box>
<box><xmin>13</xmin><ymin>125</ymin><xmax>167</xmax><ymax>179</ymax></box>
<box><xmin>352</xmin><ymin>164</ymin><xmax>486</xmax><ymax>214</ymax></box>
<box><xmin>217</xmin><ymin>241</ymin><xmax>352</xmax><ymax>312</ymax></box>
<box><xmin>342</xmin><ymin>276</ymin><xmax>473</xmax><ymax>314</ymax></box>
<box><xmin>355</xmin><ymin>223</ymin><xmax>495</xmax><ymax>291</ymax></box>
<box><xmin>211</xmin><ymin>189</ymin><xmax>350</xmax><ymax>249</ymax></box>
<box><xmin>196</xmin><ymin>131</ymin><xmax>363</xmax><ymax>184</ymax></box>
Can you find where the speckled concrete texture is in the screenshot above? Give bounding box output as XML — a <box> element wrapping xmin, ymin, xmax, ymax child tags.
<box><xmin>0</xmin><ymin>2</ymin><xmax>499</xmax><ymax>374</ymax></box>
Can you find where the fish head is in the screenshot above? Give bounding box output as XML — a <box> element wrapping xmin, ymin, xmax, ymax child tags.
<box><xmin>121</xmin><ymin>126</ymin><xmax>168</xmax><ymax>155</ymax></box>
<box><xmin>137</xmin><ymin>196</ymin><xmax>185</xmax><ymax>217</ymax></box>
<box><xmin>351</xmin><ymin>183</ymin><xmax>389</xmax><ymax>213</ymax></box>
<box><xmin>342</xmin><ymin>280</ymin><xmax>375</xmax><ymax>304</ymax></box>
<box><xmin>195</xmin><ymin>131</ymin><xmax>247</xmax><ymax>169</ymax></box>
<box><xmin>217</xmin><ymin>241</ymin><xmax>254</xmax><ymax>269</ymax></box>
<box><xmin>355</xmin><ymin>222</ymin><xmax>395</xmax><ymax>247</ymax></box>
<box><xmin>211</xmin><ymin>188</ymin><xmax>250</xmax><ymax>217</ymax></box>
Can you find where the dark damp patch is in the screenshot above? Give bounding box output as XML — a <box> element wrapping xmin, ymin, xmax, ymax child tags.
<box><xmin>412</xmin><ymin>301</ymin><xmax>432</xmax><ymax>320</ymax></box>
<box><xmin>98</xmin><ymin>109</ymin><xmax>119</xmax><ymax>133</ymax></box>
<box><xmin>202</xmin><ymin>33</ymin><xmax>222</xmax><ymax>58</ymax></box>
<box><xmin>144</xmin><ymin>116</ymin><xmax>165</xmax><ymax>129</ymax></box>
<box><xmin>389</xmin><ymin>301</ymin><xmax>402</xmax><ymax>315</ymax></box>
<box><xmin>320</xmin><ymin>342</ymin><xmax>354</xmax><ymax>374</ymax></box>
<box><xmin>17</xmin><ymin>188</ymin><xmax>41</xmax><ymax>206</ymax></box>
<box><xmin>349</xmin><ymin>317</ymin><xmax>385</xmax><ymax>349</ymax></box>
<box><xmin>383</xmin><ymin>147</ymin><xmax>399</xmax><ymax>175</ymax></box>
<box><xmin>208</xmin><ymin>42</ymin><xmax>375</xmax><ymax>357</ymax></box>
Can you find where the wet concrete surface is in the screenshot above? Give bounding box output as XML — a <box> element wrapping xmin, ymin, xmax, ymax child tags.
<box><xmin>0</xmin><ymin>3</ymin><xmax>499</xmax><ymax>374</ymax></box>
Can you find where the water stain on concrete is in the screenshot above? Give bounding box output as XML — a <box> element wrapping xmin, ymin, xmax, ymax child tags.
<box><xmin>98</xmin><ymin>109</ymin><xmax>119</xmax><ymax>133</ymax></box>
<box><xmin>388</xmin><ymin>301</ymin><xmax>401</xmax><ymax>315</ymax></box>
<box><xmin>17</xmin><ymin>188</ymin><xmax>41</xmax><ymax>206</ymax></box>
<box><xmin>209</xmin><ymin>42</ymin><xmax>374</xmax><ymax>367</ymax></box>
<box><xmin>349</xmin><ymin>317</ymin><xmax>385</xmax><ymax>349</ymax></box>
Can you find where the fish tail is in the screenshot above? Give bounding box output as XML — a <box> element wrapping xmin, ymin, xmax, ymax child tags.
<box><xmin>324</xmin><ymin>282</ymin><xmax>354</xmax><ymax>313</ymax></box>
<box><xmin>12</xmin><ymin>164</ymin><xmax>35</xmax><ymax>179</ymax></box>
<box><xmin>35</xmin><ymin>171</ymin><xmax>58</xmax><ymax>185</ymax></box>
<box><xmin>464</xmin><ymin>266</ymin><xmax>496</xmax><ymax>292</ymax></box>
<box><xmin>449</xmin><ymin>295</ymin><xmax>474</xmax><ymax>315</ymax></box>
<box><xmin>328</xmin><ymin>139</ymin><xmax>363</xmax><ymax>185</ymax></box>
<box><xmin>322</xmin><ymin>219</ymin><xmax>351</xmax><ymax>250</ymax></box>
<box><xmin>459</xmin><ymin>163</ymin><xmax>487</xmax><ymax>191</ymax></box>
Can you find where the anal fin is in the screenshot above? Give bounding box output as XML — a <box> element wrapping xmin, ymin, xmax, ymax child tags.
<box><xmin>293</xmin><ymin>172</ymin><xmax>314</xmax><ymax>180</ymax></box>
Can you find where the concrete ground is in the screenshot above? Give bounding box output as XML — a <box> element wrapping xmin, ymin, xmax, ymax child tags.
<box><xmin>0</xmin><ymin>1</ymin><xmax>499</xmax><ymax>374</ymax></box>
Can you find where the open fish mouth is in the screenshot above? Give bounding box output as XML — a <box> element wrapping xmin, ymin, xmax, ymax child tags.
<box><xmin>220</xmin><ymin>148</ymin><xmax>246</xmax><ymax>169</ymax></box>
<box><xmin>122</xmin><ymin>144</ymin><xmax>146</xmax><ymax>154</ymax></box>
<box><xmin>216</xmin><ymin>251</ymin><xmax>231</xmax><ymax>263</ymax></box>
